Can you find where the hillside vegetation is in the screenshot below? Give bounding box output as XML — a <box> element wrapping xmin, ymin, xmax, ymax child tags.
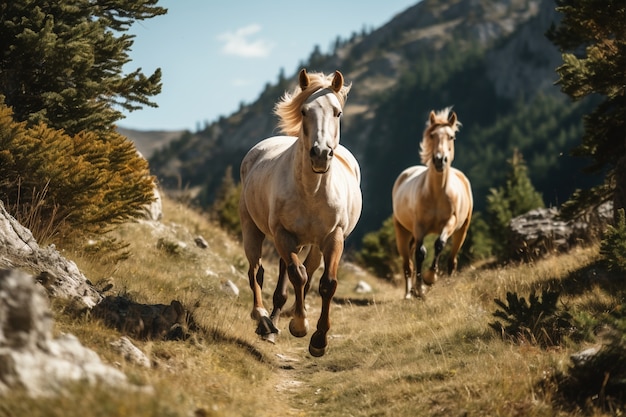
<box><xmin>1</xmin><ymin>195</ymin><xmax>622</xmax><ymax>417</ymax></box>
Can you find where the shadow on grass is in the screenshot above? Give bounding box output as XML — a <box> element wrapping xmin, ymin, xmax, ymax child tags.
<box><xmin>91</xmin><ymin>293</ymin><xmax>272</xmax><ymax>364</ymax></box>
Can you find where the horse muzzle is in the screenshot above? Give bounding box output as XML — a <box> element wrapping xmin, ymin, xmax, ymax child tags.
<box><xmin>310</xmin><ymin>146</ymin><xmax>334</xmax><ymax>174</ymax></box>
<box><xmin>432</xmin><ymin>154</ymin><xmax>448</xmax><ymax>172</ymax></box>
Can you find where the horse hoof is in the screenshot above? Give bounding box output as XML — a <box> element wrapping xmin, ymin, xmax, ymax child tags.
<box><xmin>422</xmin><ymin>269</ymin><xmax>437</xmax><ymax>285</ymax></box>
<box><xmin>309</xmin><ymin>343</ymin><xmax>326</xmax><ymax>357</ymax></box>
<box><xmin>256</xmin><ymin>316</ymin><xmax>279</xmax><ymax>337</ymax></box>
<box><xmin>289</xmin><ymin>318</ymin><xmax>309</xmax><ymax>338</ymax></box>
<box><xmin>263</xmin><ymin>332</ymin><xmax>278</xmax><ymax>344</ymax></box>
<box><xmin>309</xmin><ymin>331</ymin><xmax>327</xmax><ymax>357</ymax></box>
<box><xmin>417</xmin><ymin>284</ymin><xmax>429</xmax><ymax>299</ymax></box>
<box><xmin>410</xmin><ymin>286</ymin><xmax>421</xmax><ymax>298</ymax></box>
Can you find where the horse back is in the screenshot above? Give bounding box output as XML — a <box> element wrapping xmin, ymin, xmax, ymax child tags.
<box><xmin>240</xmin><ymin>136</ymin><xmax>296</xmax><ymax>180</ymax></box>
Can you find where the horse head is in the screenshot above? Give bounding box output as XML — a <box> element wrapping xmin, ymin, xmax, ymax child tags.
<box><xmin>422</xmin><ymin>108</ymin><xmax>461</xmax><ymax>173</ymax></box>
<box><xmin>299</xmin><ymin>69</ymin><xmax>345</xmax><ymax>174</ymax></box>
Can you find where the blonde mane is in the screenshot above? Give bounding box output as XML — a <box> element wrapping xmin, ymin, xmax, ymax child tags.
<box><xmin>419</xmin><ymin>106</ymin><xmax>461</xmax><ymax>165</ymax></box>
<box><xmin>274</xmin><ymin>71</ymin><xmax>351</xmax><ymax>137</ymax></box>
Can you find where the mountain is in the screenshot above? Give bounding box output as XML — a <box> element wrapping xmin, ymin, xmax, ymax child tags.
<box><xmin>144</xmin><ymin>0</ymin><xmax>602</xmax><ymax>245</ymax></box>
<box><xmin>117</xmin><ymin>127</ymin><xmax>185</xmax><ymax>159</ymax></box>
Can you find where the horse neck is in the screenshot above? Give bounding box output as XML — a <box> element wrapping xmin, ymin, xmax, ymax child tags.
<box><xmin>426</xmin><ymin>164</ymin><xmax>450</xmax><ymax>192</ymax></box>
<box><xmin>293</xmin><ymin>137</ymin><xmax>328</xmax><ymax>194</ymax></box>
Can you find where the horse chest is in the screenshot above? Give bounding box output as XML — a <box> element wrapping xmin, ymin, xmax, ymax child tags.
<box><xmin>419</xmin><ymin>199</ymin><xmax>451</xmax><ymax>225</ymax></box>
<box><xmin>277</xmin><ymin>196</ymin><xmax>344</xmax><ymax>240</ymax></box>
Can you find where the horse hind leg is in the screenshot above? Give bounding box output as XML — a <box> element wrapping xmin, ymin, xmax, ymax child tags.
<box><xmin>302</xmin><ymin>246</ymin><xmax>322</xmax><ymax>300</ymax></box>
<box><xmin>263</xmin><ymin>259</ymin><xmax>289</xmax><ymax>344</ymax></box>
<box><xmin>247</xmin><ymin>250</ymin><xmax>277</xmax><ymax>338</ymax></box>
<box><xmin>240</xmin><ymin>210</ymin><xmax>276</xmax><ymax>339</ymax></box>
<box><xmin>393</xmin><ymin>218</ymin><xmax>414</xmax><ymax>299</ymax></box>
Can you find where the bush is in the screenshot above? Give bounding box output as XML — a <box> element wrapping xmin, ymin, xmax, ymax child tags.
<box><xmin>489</xmin><ymin>289</ymin><xmax>575</xmax><ymax>348</ymax></box>
<box><xmin>0</xmin><ymin>102</ymin><xmax>156</xmax><ymax>242</ymax></box>
<box><xmin>547</xmin><ymin>326</ymin><xmax>626</xmax><ymax>412</ymax></box>
<box><xmin>356</xmin><ymin>216</ymin><xmax>399</xmax><ymax>280</ymax></box>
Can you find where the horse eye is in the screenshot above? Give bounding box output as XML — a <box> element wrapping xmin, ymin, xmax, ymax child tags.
<box><xmin>301</xmin><ymin>109</ymin><xmax>306</xmax><ymax>117</ymax></box>
<box><xmin>336</xmin><ymin>111</ymin><xmax>342</xmax><ymax>118</ymax></box>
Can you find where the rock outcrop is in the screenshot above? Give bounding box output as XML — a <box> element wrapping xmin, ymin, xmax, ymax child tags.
<box><xmin>508</xmin><ymin>202</ymin><xmax>613</xmax><ymax>261</ymax></box>
<box><xmin>0</xmin><ymin>200</ymin><xmax>101</xmax><ymax>309</ymax></box>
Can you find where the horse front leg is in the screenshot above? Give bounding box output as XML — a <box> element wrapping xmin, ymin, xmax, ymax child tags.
<box><xmin>274</xmin><ymin>227</ymin><xmax>309</xmax><ymax>339</ymax></box>
<box><xmin>423</xmin><ymin>237</ymin><xmax>444</xmax><ymax>286</ymax></box>
<box><xmin>424</xmin><ymin>217</ymin><xmax>458</xmax><ymax>284</ymax></box>
<box><xmin>414</xmin><ymin>241</ymin><xmax>427</xmax><ymax>298</ymax></box>
<box><xmin>447</xmin><ymin>216</ymin><xmax>471</xmax><ymax>275</ymax></box>
<box><xmin>309</xmin><ymin>228</ymin><xmax>343</xmax><ymax>357</ymax></box>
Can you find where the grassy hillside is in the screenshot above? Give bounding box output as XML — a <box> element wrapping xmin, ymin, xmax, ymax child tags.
<box><xmin>1</xmin><ymin>196</ymin><xmax>622</xmax><ymax>417</ymax></box>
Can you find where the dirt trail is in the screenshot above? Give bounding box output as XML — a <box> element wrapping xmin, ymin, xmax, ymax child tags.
<box><xmin>261</xmin><ymin>282</ymin><xmax>405</xmax><ymax>415</ymax></box>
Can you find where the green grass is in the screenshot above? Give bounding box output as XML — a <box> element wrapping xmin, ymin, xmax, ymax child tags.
<box><xmin>1</xmin><ymin>196</ymin><xmax>622</xmax><ymax>417</ymax></box>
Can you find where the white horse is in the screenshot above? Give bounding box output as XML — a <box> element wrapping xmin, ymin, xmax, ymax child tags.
<box><xmin>238</xmin><ymin>69</ymin><xmax>362</xmax><ymax>357</ymax></box>
<box><xmin>392</xmin><ymin>107</ymin><xmax>473</xmax><ymax>299</ymax></box>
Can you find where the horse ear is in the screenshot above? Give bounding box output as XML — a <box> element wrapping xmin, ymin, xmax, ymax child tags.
<box><xmin>449</xmin><ymin>111</ymin><xmax>457</xmax><ymax>126</ymax></box>
<box><xmin>331</xmin><ymin>70</ymin><xmax>344</xmax><ymax>93</ymax></box>
<box><xmin>429</xmin><ymin>110</ymin><xmax>437</xmax><ymax>126</ymax></box>
<box><xmin>299</xmin><ymin>68</ymin><xmax>310</xmax><ymax>90</ymax></box>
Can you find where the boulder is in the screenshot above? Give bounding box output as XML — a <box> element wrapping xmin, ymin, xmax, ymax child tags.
<box><xmin>0</xmin><ymin>269</ymin><xmax>136</xmax><ymax>397</ymax></box>
<box><xmin>110</xmin><ymin>337</ymin><xmax>151</xmax><ymax>368</ymax></box>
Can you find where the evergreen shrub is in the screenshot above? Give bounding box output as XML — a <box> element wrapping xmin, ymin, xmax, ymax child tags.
<box><xmin>0</xmin><ymin>102</ymin><xmax>155</xmax><ymax>242</ymax></box>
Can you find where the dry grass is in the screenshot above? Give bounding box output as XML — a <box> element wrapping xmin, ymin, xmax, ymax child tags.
<box><xmin>0</xmin><ymin>196</ymin><xmax>622</xmax><ymax>417</ymax></box>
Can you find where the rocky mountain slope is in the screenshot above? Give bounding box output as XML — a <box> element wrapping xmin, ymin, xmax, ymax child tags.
<box><xmin>127</xmin><ymin>0</ymin><xmax>599</xmax><ymax>244</ymax></box>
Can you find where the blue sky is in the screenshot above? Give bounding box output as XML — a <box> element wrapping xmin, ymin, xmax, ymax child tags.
<box><xmin>119</xmin><ymin>0</ymin><xmax>418</xmax><ymax>132</ymax></box>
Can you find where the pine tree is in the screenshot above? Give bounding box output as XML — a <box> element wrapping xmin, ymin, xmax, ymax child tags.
<box><xmin>487</xmin><ymin>149</ymin><xmax>545</xmax><ymax>257</ymax></box>
<box><xmin>211</xmin><ymin>166</ymin><xmax>242</xmax><ymax>237</ymax></box>
<box><xmin>0</xmin><ymin>0</ymin><xmax>166</xmax><ymax>135</ymax></box>
<box><xmin>546</xmin><ymin>0</ymin><xmax>626</xmax><ymax>221</ymax></box>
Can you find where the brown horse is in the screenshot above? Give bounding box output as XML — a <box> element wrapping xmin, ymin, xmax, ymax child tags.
<box><xmin>238</xmin><ymin>69</ymin><xmax>362</xmax><ymax>356</ymax></box>
<box><xmin>392</xmin><ymin>107</ymin><xmax>473</xmax><ymax>298</ymax></box>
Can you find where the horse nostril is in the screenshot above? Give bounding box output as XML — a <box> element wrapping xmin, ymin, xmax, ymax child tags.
<box><xmin>311</xmin><ymin>146</ymin><xmax>333</xmax><ymax>160</ymax></box>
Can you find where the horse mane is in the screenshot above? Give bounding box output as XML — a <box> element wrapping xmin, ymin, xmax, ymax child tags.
<box><xmin>419</xmin><ymin>106</ymin><xmax>462</xmax><ymax>165</ymax></box>
<box><xmin>274</xmin><ymin>71</ymin><xmax>351</xmax><ymax>137</ymax></box>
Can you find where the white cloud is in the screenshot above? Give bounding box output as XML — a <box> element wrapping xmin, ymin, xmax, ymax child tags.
<box><xmin>217</xmin><ymin>24</ymin><xmax>274</xmax><ymax>58</ymax></box>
